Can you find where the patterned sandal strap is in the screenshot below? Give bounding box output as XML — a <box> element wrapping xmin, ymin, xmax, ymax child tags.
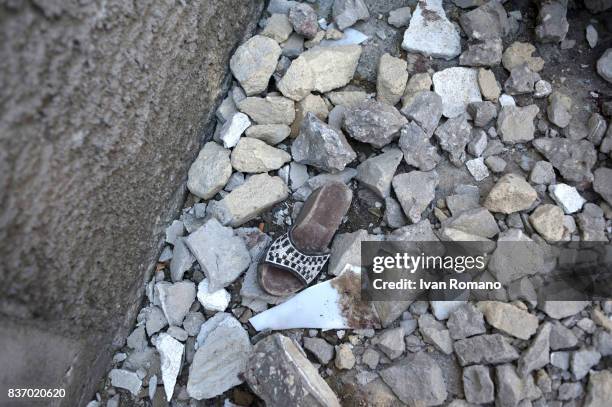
<box><xmin>264</xmin><ymin>232</ymin><xmax>330</xmax><ymax>285</ymax></box>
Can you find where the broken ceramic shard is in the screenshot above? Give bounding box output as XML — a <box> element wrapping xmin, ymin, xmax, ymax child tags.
<box><xmin>249</xmin><ymin>266</ymin><xmax>380</xmax><ymax>330</ymax></box>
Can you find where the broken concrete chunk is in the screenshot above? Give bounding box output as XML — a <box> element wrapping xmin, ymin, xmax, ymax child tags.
<box><xmin>155</xmin><ymin>333</ymin><xmax>184</xmax><ymax>401</ymax></box>
<box><xmin>230</xmin><ymin>35</ymin><xmax>281</xmax><ymax>96</ymax></box>
<box><xmin>332</xmin><ymin>0</ymin><xmax>370</xmax><ymax>30</ymax></box>
<box><xmin>187</xmin><ymin>314</ymin><xmax>253</xmax><ymax>400</ymax></box>
<box><xmin>484</xmin><ymin>174</ymin><xmax>537</xmax><ymax>214</ymax></box>
<box><xmin>377</xmin><ymin>53</ymin><xmax>408</xmax><ymax>106</ymax></box>
<box><xmin>196</xmin><ymin>279</ymin><xmax>230</xmax><ymax>312</ymax></box>
<box><xmin>401</xmin><ymin>91</ymin><xmax>443</xmax><ymax>136</ymax></box>
<box><xmin>379</xmin><ymin>352</ymin><xmax>447</xmax><ymax>406</ymax></box>
<box><xmin>497</xmin><ymin>105</ymin><xmax>539</xmax><ymax>144</ymax></box>
<box><xmin>356</xmin><ymin>149</ymin><xmax>403</xmax><ymax>198</ymax></box>
<box><xmin>392</xmin><ymin>170</ymin><xmax>439</xmax><ymax>223</ymax></box>
<box><xmin>292</xmin><ymin>112</ymin><xmax>356</xmax><ymax>172</ymax></box>
<box><xmin>460</xmin><ymin>39</ymin><xmax>503</xmax><ymax>67</ymax></box>
<box><xmin>156</xmin><ymin>281</ymin><xmax>196</xmax><ymax>326</ymax></box>
<box><xmin>245</xmin><ymin>334</ymin><xmax>341</xmax><ymax>407</ymax></box>
<box><xmin>231</xmin><ymin>137</ymin><xmax>291</xmax><ymax>173</ymax></box>
<box><xmin>478</xmin><ymin>301</ymin><xmax>539</xmax><ymax>340</ymax></box>
<box><xmin>237</xmin><ymin>95</ymin><xmax>295</xmax><ymax>125</ymax></box>
<box><xmin>434</xmin><ymin>115</ymin><xmax>473</xmax><ymax>166</ymax></box>
<box><xmin>185</xmin><ymin>218</ymin><xmax>250</xmax><ymax>290</ymax></box>
<box><xmin>463</xmin><ymin>365</ymin><xmax>494</xmax><ymax>404</ymax></box>
<box><xmin>401</xmin><ymin>0</ymin><xmax>461</xmax><ymax>60</ymax></box>
<box><xmin>535</xmin><ymin>1</ymin><xmax>569</xmax><ymax>43</ymax></box>
<box><xmin>343</xmin><ymin>99</ymin><xmax>407</xmax><ymax>148</ymax></box>
<box><xmin>533</xmin><ymin>138</ymin><xmax>597</xmax><ymax>183</ymax></box>
<box><xmin>109</xmin><ymin>369</ymin><xmax>142</xmax><ymax>396</ymax></box>
<box><xmin>447</xmin><ymin>303</ymin><xmax>486</xmax><ymax>340</ymax></box>
<box><xmin>399</xmin><ymin>121</ymin><xmax>441</xmax><ymax>171</ymax></box>
<box><xmin>454</xmin><ymin>334</ymin><xmax>519</xmax><ymax>366</ymax></box>
<box><xmin>209</xmin><ymin>173</ymin><xmax>289</xmax><ymax>226</ymax></box>
<box><xmin>433</xmin><ymin>67</ymin><xmax>483</xmax><ymax>118</ymax></box>
<box><xmin>460</xmin><ymin>1</ymin><xmax>510</xmax><ymax>40</ymax></box>
<box><xmin>187</xmin><ymin>142</ymin><xmax>232</xmax><ymax>199</ymax></box>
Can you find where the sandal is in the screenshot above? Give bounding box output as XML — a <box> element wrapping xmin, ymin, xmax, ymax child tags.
<box><xmin>258</xmin><ymin>182</ymin><xmax>352</xmax><ymax>296</ymax></box>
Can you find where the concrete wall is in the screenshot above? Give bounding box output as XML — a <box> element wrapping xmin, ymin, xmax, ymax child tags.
<box><xmin>0</xmin><ymin>0</ymin><xmax>264</xmax><ymax>405</ymax></box>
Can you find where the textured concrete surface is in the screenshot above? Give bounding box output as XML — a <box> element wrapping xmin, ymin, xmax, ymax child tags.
<box><xmin>0</xmin><ymin>0</ymin><xmax>264</xmax><ymax>405</ymax></box>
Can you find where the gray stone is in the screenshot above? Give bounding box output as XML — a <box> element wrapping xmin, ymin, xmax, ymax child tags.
<box><xmin>246</xmin><ymin>334</ymin><xmax>341</xmax><ymax>406</ymax></box>
<box><xmin>165</xmin><ymin>220</ymin><xmax>185</xmax><ymax>246</ymax></box>
<box><xmin>262</xmin><ymin>14</ymin><xmax>293</xmax><ymax>43</ymax></box>
<box><xmin>293</xmin><ymin>168</ymin><xmax>356</xmax><ymax>201</ymax></box>
<box><xmin>127</xmin><ymin>325</ymin><xmax>147</xmax><ymax>352</ymax></box>
<box><xmin>518</xmin><ymin>322</ymin><xmax>552</xmax><ymax>377</ymax></box>
<box><xmin>466</xmin><ymin>157</ymin><xmax>489</xmax><ymax>181</ymax></box>
<box><xmin>231</xmin><ymin>137</ymin><xmax>291</xmax><ymax>173</ymax></box>
<box><xmin>577</xmin><ymin>203</ymin><xmax>608</xmax><ymax>241</ymax></box>
<box><xmin>548</xmin><ymin>183</ymin><xmax>586</xmax><ymax>214</ymax></box>
<box><xmin>442</xmin><ymin>207</ymin><xmax>499</xmax><ymax>238</ymax></box>
<box><xmin>468</xmin><ymin>101</ymin><xmax>497</xmax><ymax>129</ymax></box>
<box><xmin>593</xmin><ymin>167</ymin><xmax>612</xmax><ymax>206</ymax></box>
<box><xmin>460</xmin><ymin>39</ymin><xmax>503</xmax><ymax>67</ymax></box>
<box><xmin>401</xmin><ymin>0</ymin><xmax>461</xmax><ymax>60</ymax></box>
<box><xmin>463</xmin><ymin>365</ymin><xmax>494</xmax><ymax>404</ymax></box>
<box><xmin>289</xmin><ymin>3</ymin><xmax>318</xmax><ymax>39</ymax></box>
<box><xmin>535</xmin><ymin>1</ymin><xmax>569</xmax><ymax>43</ymax></box>
<box><xmin>446</xmin><ymin>186</ymin><xmax>481</xmax><ymax>216</ymax></box>
<box><xmin>387</xmin><ymin>7</ymin><xmax>411</xmax><ymax>28</ymax></box>
<box><xmin>551</xmin><ymin>351</ymin><xmax>571</xmax><ymax>369</ymax></box>
<box><xmin>504</xmin><ymin>63</ymin><xmax>541</xmax><ymax>95</ymax></box>
<box><xmin>402</xmin><ymin>73</ymin><xmax>433</xmax><ymax>109</ymax></box>
<box><xmin>571</xmin><ymin>347</ymin><xmax>601</xmax><ymax>380</ymax></box>
<box><xmin>587</xmin><ymin>113</ymin><xmax>608</xmax><ymax>145</ymax></box>
<box><xmin>434</xmin><ymin>115</ymin><xmax>473</xmax><ymax>166</ymax></box>
<box><xmin>488</xmin><ymin>229</ymin><xmax>544</xmax><ymax>284</ymax></box>
<box><xmin>584</xmin><ymin>369</ymin><xmax>612</xmax><ymax>407</ymax></box>
<box><xmin>210</xmin><ymin>173</ymin><xmax>289</xmax><ymax>226</ymax></box>
<box><xmin>540</xmin><ymin>301</ymin><xmax>589</xmax><ymax>319</ymax></box>
<box><xmin>187</xmin><ymin>314</ymin><xmax>253</xmax><ymax>400</ymax></box>
<box><xmin>373</xmin><ymin>328</ymin><xmax>405</xmax><ymax>360</ymax></box>
<box><xmin>447</xmin><ymin>304</ymin><xmax>486</xmax><ymax>340</ymax></box>
<box><xmin>418</xmin><ymin>315</ymin><xmax>453</xmax><ymax>355</ymax></box>
<box><xmin>155</xmin><ymin>281</ymin><xmax>196</xmax><ymax>326</ymax></box>
<box><xmin>327</xmin><ymin>90</ymin><xmax>368</xmax><ymax>108</ymax></box>
<box><xmin>237</xmin><ymin>96</ymin><xmax>295</xmax><ymax>125</ymax></box>
<box><xmin>380</xmin><ymin>352</ymin><xmax>447</xmax><ymax>406</ymax></box>
<box><xmin>495</xmin><ymin>364</ymin><xmax>540</xmax><ymax>407</ymax></box>
<box><xmin>343</xmin><ymin>99</ymin><xmax>408</xmax><ymax>148</ymax></box>
<box><xmin>292</xmin><ymin>113</ymin><xmax>356</xmax><ymax>172</ymax></box>
<box><xmin>303</xmin><ymin>337</ymin><xmax>334</xmax><ymax>364</ymax></box>
<box><xmin>547</xmin><ymin>92</ymin><xmax>572</xmax><ymax>128</ymax></box>
<box><xmin>586</xmin><ymin>24</ymin><xmax>598</xmax><ymax>48</ymax></box>
<box><xmin>460</xmin><ymin>1</ymin><xmax>510</xmax><ymax>40</ymax></box>
<box><xmin>392</xmin><ymin>171</ymin><xmax>439</xmax><ymax>223</ymax></box>
<box><xmin>267</xmin><ymin>0</ymin><xmax>298</xmax><ymax>14</ymax></box>
<box><xmin>399</xmin><ymin>121</ymin><xmax>442</xmax><ymax>171</ymax></box>
<box><xmin>597</xmin><ymin>49</ymin><xmax>612</xmax><ymax>84</ymax></box>
<box><xmin>169</xmin><ymin>238</ymin><xmax>195</xmax><ymax>282</ymax></box>
<box><xmin>362</xmin><ymin>348</ymin><xmax>380</xmax><ymax>369</ymax></box>
<box><xmin>289</xmin><ymin>161</ymin><xmax>309</xmax><ymax>191</ymax></box>
<box><xmin>144</xmin><ymin>306</ymin><xmax>168</xmax><ymax>337</ymax></box>
<box><xmin>401</xmin><ymin>91</ymin><xmax>443</xmax><ymax>136</ymax></box>
<box><xmin>377</xmin><ymin>53</ymin><xmax>408</xmax><ymax>106</ymax></box>
<box><xmin>182</xmin><ymin>312</ymin><xmax>205</xmax><ymax>337</ymax></box>
<box><xmin>550</xmin><ymin>321</ymin><xmax>579</xmax><ymax>350</ymax></box>
<box><xmin>291</xmin><ymin>93</ymin><xmax>329</xmax><ymax>136</ymax></box>
<box><xmin>109</xmin><ymin>369</ymin><xmax>142</xmax><ymax>396</ymax></box>
<box><xmin>246</xmin><ymin>124</ymin><xmax>291</xmax><ymax>145</ymax></box>
<box><xmin>530</xmin><ymin>161</ymin><xmax>555</xmax><ymax>185</ymax></box>
<box><xmin>433</xmin><ymin>68</ymin><xmax>482</xmax><ymax>119</ymax></box>
<box><xmin>329</xmin><ymin>229</ymin><xmax>370</xmax><ymax>276</ymax></box>
<box><xmin>185</xmin><ymin>218</ymin><xmax>250</xmax><ymax>291</ymax></box>
<box><xmin>356</xmin><ymin>149</ymin><xmax>403</xmax><ymax>198</ymax></box>
<box><xmin>485</xmin><ymin>156</ymin><xmax>507</xmax><ymax>173</ymax></box>
<box><xmin>230</xmin><ymin>35</ymin><xmax>281</xmax><ymax>95</ymax></box>
<box><xmin>478</xmin><ymin>68</ymin><xmax>501</xmax><ymax>101</ymax></box>
<box><xmin>384</xmin><ymin>197</ymin><xmax>408</xmax><ymax>229</ymax></box>
<box><xmin>478</xmin><ymin>301</ymin><xmax>539</xmax><ymax>340</ymax></box>
<box><xmin>558</xmin><ymin>382</ymin><xmax>584</xmax><ymax>400</ymax></box>
<box><xmin>278</xmin><ymin>45</ymin><xmax>362</xmax><ymax>100</ymax></box>
<box><xmin>484</xmin><ymin>173</ymin><xmax>537</xmax><ymax>214</ymax></box>
<box><xmin>332</xmin><ymin>0</ymin><xmax>370</xmax><ymax>30</ymax></box>
<box><xmin>282</xmin><ymin>33</ymin><xmax>304</xmax><ymax>58</ymax></box>
<box><xmin>187</xmin><ymin>142</ymin><xmax>232</xmax><ymax>199</ymax></box>
<box><xmin>502</xmin><ymin>42</ymin><xmax>545</xmax><ymax>72</ymax></box>
<box><xmin>497</xmin><ymin>105</ymin><xmax>539</xmax><ymax>144</ymax></box>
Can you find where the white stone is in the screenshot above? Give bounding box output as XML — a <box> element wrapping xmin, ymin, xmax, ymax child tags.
<box><xmin>155</xmin><ymin>281</ymin><xmax>196</xmax><ymax>326</ymax></box>
<box><xmin>433</xmin><ymin>67</ymin><xmax>482</xmax><ymax>118</ymax></box>
<box><xmin>155</xmin><ymin>333</ymin><xmax>184</xmax><ymax>401</ymax></box>
<box><xmin>109</xmin><ymin>369</ymin><xmax>142</xmax><ymax>396</ymax></box>
<box><xmin>219</xmin><ymin>113</ymin><xmax>251</xmax><ymax>148</ymax></box>
<box><xmin>499</xmin><ymin>94</ymin><xmax>516</xmax><ymax>107</ymax></box>
<box><xmin>197</xmin><ymin>279</ymin><xmax>231</xmax><ymax>312</ymax></box>
<box><xmin>401</xmin><ymin>0</ymin><xmax>461</xmax><ymax>60</ymax></box>
<box><xmin>466</xmin><ymin>157</ymin><xmax>490</xmax><ymax>181</ymax></box>
<box><xmin>549</xmin><ymin>184</ymin><xmax>586</xmax><ymax>214</ymax></box>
